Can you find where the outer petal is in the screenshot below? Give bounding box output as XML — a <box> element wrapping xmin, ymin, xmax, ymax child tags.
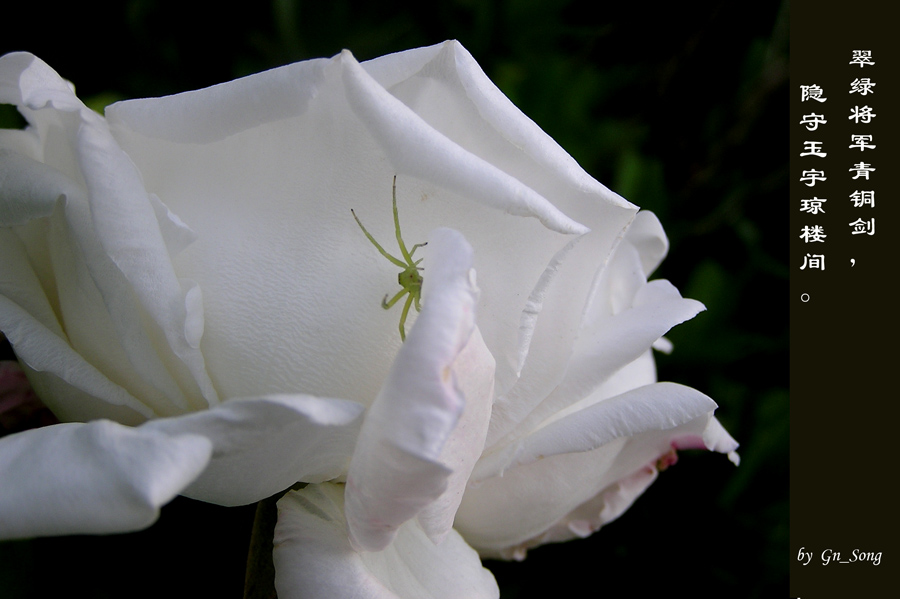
<box><xmin>474</xmin><ymin>412</ymin><xmax>738</xmax><ymax>560</ymax></box>
<box><xmin>274</xmin><ymin>483</ymin><xmax>499</xmax><ymax>599</ymax></box>
<box><xmin>0</xmin><ymin>420</ymin><xmax>211</xmax><ymax>539</ymax></box>
<box><xmin>484</xmin><ymin>464</ymin><xmax>660</xmax><ymax>561</ymax></box>
<box><xmin>344</xmin><ymin>228</ymin><xmax>482</xmax><ymax>551</ymax></box>
<box><xmin>1</xmin><ymin>52</ymin><xmax>218</xmax><ymax>420</ymax></box>
<box><xmin>1</xmin><ymin>227</ymin><xmax>156</xmax><ymax>423</ymax></box>
<box><xmin>143</xmin><ymin>394</ymin><xmax>365</xmax><ymax>506</ymax></box>
<box><xmin>457</xmin><ymin>403</ymin><xmax>736</xmax><ymax>557</ymax></box>
<box><xmin>472</xmin><ymin>382</ymin><xmax>716</xmax><ymax>482</ymax></box>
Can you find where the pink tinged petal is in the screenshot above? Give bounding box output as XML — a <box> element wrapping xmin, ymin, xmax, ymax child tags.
<box><xmin>673</xmin><ymin>415</ymin><xmax>740</xmax><ymax>466</ymax></box>
<box><xmin>457</xmin><ymin>437</ymin><xmax>628</xmax><ymax>555</ymax></box>
<box><xmin>491</xmin><ymin>466</ymin><xmax>660</xmax><ymax>561</ymax></box>
<box><xmin>0</xmin><ymin>419</ymin><xmax>211</xmax><ymax>540</ymax></box>
<box><xmin>459</xmin><ymin>386</ymin><xmax>728</xmax><ymax>555</ymax></box>
<box><xmin>0</xmin><ymin>361</ymin><xmax>34</xmax><ymax>414</ymax></box>
<box><xmin>345</xmin><ymin>228</ymin><xmax>479</xmax><ymax>552</ymax></box>
<box><xmin>0</xmin><ymin>360</ymin><xmax>57</xmax><ymax>434</ymax></box>
<box><xmin>417</xmin><ymin>325</ymin><xmax>495</xmax><ymax>543</ymax></box>
<box><xmin>274</xmin><ymin>483</ymin><xmax>499</xmax><ymax>599</ymax></box>
<box><xmin>492</xmin><ymin>414</ymin><xmax>737</xmax><ymax>559</ymax></box>
<box><xmin>512</xmin><ymin>382</ymin><xmax>716</xmax><ymax>469</ymax></box>
<box><xmin>143</xmin><ymin>394</ymin><xmax>365</xmax><ymax>506</ymax></box>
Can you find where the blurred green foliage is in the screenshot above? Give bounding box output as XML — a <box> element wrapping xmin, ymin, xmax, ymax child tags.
<box><xmin>1</xmin><ymin>1</ymin><xmax>787</xmax><ymax>597</ymax></box>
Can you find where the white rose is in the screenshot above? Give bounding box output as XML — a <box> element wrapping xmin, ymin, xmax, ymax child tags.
<box><xmin>0</xmin><ymin>41</ymin><xmax>736</xmax><ymax>598</ymax></box>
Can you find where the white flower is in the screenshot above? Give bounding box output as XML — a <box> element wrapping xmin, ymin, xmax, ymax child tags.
<box><xmin>0</xmin><ymin>41</ymin><xmax>736</xmax><ymax>598</ymax></box>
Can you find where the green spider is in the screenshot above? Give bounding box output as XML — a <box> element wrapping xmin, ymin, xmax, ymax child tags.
<box><xmin>351</xmin><ymin>176</ymin><xmax>426</xmax><ymax>342</ymax></box>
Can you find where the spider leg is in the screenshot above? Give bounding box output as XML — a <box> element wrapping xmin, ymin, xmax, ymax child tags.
<box><xmin>409</xmin><ymin>242</ymin><xmax>428</xmax><ymax>259</ymax></box>
<box><xmin>392</xmin><ymin>176</ymin><xmax>417</xmax><ymax>265</ymax></box>
<box><xmin>398</xmin><ymin>292</ymin><xmax>415</xmax><ymax>341</ymax></box>
<box><xmin>383</xmin><ymin>288</ymin><xmax>409</xmax><ymax>310</ymax></box>
<box><xmin>352</xmin><ymin>208</ymin><xmax>406</xmax><ymax>268</ymax></box>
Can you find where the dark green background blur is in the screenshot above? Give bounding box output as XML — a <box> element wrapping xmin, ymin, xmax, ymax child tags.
<box><xmin>1</xmin><ymin>1</ymin><xmax>788</xmax><ymax>597</ymax></box>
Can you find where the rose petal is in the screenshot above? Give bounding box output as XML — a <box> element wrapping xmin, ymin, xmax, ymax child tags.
<box><xmin>673</xmin><ymin>414</ymin><xmax>740</xmax><ymax>465</ymax></box>
<box><xmin>143</xmin><ymin>394</ymin><xmax>365</xmax><ymax>506</ymax></box>
<box><xmin>485</xmin><ymin>209</ymin><xmax>671</xmax><ymax>447</ymax></box>
<box><xmin>274</xmin><ymin>483</ymin><xmax>499</xmax><ymax>599</ymax></box>
<box><xmin>46</xmin><ymin>188</ymin><xmax>200</xmax><ymax>414</ymax></box>
<box><xmin>458</xmin><ymin>405</ymin><xmax>731</xmax><ymax>556</ymax></box>
<box><xmin>416</xmin><ymin>325</ymin><xmax>495</xmax><ymax>543</ymax></box>
<box><xmin>0</xmin><ymin>150</ymin><xmax>74</xmax><ymax>226</ymax></box>
<box><xmin>1</xmin><ymin>227</ymin><xmax>154</xmax><ymax>422</ymax></box>
<box><xmin>0</xmin><ymin>419</ymin><xmax>211</xmax><ymax>540</ymax></box>
<box><xmin>488</xmin><ymin>280</ymin><xmax>704</xmax><ymax>451</ymax></box>
<box><xmin>74</xmin><ymin>98</ymin><xmax>219</xmax><ymax>408</ymax></box>
<box><xmin>624</xmin><ymin>210</ymin><xmax>669</xmax><ymax>276</ymax></box>
<box><xmin>344</xmin><ymin>228</ymin><xmax>480</xmax><ymax>551</ymax></box>
<box><xmin>0</xmin><ymin>52</ymin><xmax>82</xmax><ymax>113</ymax></box>
<box><xmin>484</xmin><ymin>465</ymin><xmax>660</xmax><ymax>560</ymax></box>
<box><xmin>341</xmin><ymin>47</ymin><xmax>588</xmax><ymax>236</ymax></box>
<box><xmin>472</xmin><ymin>382</ymin><xmax>717</xmax><ymax>481</ymax></box>
<box><xmin>102</xmin><ymin>42</ymin><xmax>619</xmax><ymax>413</ymax></box>
<box><xmin>1</xmin><ymin>53</ymin><xmax>219</xmax><ymax>418</ymax></box>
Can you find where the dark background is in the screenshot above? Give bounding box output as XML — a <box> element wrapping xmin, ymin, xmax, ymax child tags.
<box><xmin>1</xmin><ymin>1</ymin><xmax>788</xmax><ymax>597</ymax></box>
